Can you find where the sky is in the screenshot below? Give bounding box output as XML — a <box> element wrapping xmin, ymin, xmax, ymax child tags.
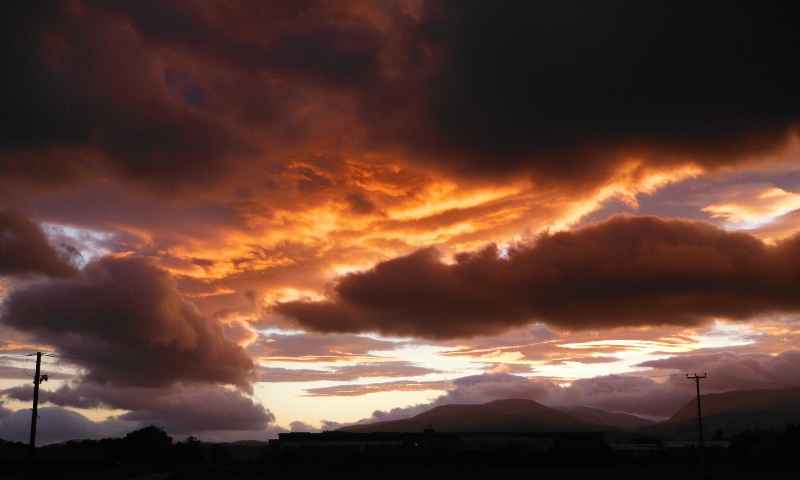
<box><xmin>2</xmin><ymin>0</ymin><xmax>800</xmax><ymax>444</ymax></box>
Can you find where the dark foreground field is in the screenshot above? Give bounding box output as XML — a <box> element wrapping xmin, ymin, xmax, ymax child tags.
<box><xmin>170</xmin><ymin>467</ymin><xmax>800</xmax><ymax>480</ymax></box>
<box><xmin>6</xmin><ymin>467</ymin><xmax>797</xmax><ymax>480</ymax></box>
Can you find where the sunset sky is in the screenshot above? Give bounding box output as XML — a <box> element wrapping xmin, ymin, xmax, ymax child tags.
<box><xmin>2</xmin><ymin>1</ymin><xmax>800</xmax><ymax>443</ymax></box>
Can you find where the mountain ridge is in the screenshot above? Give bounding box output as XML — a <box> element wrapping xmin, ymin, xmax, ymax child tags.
<box><xmin>339</xmin><ymin>387</ymin><xmax>800</xmax><ymax>439</ymax></box>
<box><xmin>340</xmin><ymin>398</ymin><xmax>605</xmax><ymax>433</ymax></box>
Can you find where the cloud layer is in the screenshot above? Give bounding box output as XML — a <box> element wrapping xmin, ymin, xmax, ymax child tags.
<box><xmin>2</xmin><ymin>1</ymin><xmax>799</xmax><ymax>191</ymax></box>
<box><xmin>278</xmin><ymin>215</ymin><xmax>800</xmax><ymax>338</ymax></box>
<box><xmin>3</xmin><ymin>382</ymin><xmax>273</xmax><ymax>434</ymax></box>
<box><xmin>351</xmin><ymin>350</ymin><xmax>800</xmax><ymax>423</ymax></box>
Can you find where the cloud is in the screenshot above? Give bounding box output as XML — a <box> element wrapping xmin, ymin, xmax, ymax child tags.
<box><xmin>303</xmin><ymin>380</ymin><xmax>450</xmax><ymax>397</ymax></box>
<box><xmin>114</xmin><ymin>387</ymin><xmax>273</xmax><ymax>434</ymax></box>
<box><xmin>257</xmin><ymin>362</ymin><xmax>439</xmax><ymax>383</ymax></box>
<box><xmin>3</xmin><ymin>1</ymin><xmax>799</xmax><ymax>194</ymax></box>
<box><xmin>0</xmin><ymin>2</ymin><xmax>252</xmax><ymax>189</ymax></box>
<box><xmin>248</xmin><ymin>332</ymin><xmax>402</xmax><ymax>361</ymax></box>
<box><xmin>0</xmin><ymin>407</ymin><xmax>134</xmax><ymax>445</ymax></box>
<box><xmin>637</xmin><ymin>349</ymin><xmax>800</xmax><ymax>392</ymax></box>
<box><xmin>700</xmin><ymin>184</ymin><xmax>800</xmax><ymax>227</ymax></box>
<box><xmin>354</xmin><ymin>349</ymin><xmax>800</xmax><ymax>423</ymax></box>
<box><xmin>350</xmin><ymin>372</ymin><xmax>688</xmax><ymax>422</ymax></box>
<box><xmin>559</xmin><ymin>375</ymin><xmax>690</xmax><ymax>418</ymax></box>
<box><xmin>0</xmin><ymin>209</ymin><xmax>78</xmax><ymax>277</ymax></box>
<box><xmin>289</xmin><ymin>421</ymin><xmax>316</xmax><ymax>432</ymax></box>
<box><xmin>278</xmin><ymin>214</ymin><xmax>800</xmax><ymax>339</ymax></box>
<box><xmin>416</xmin><ymin>2</ymin><xmax>800</xmax><ymax>180</ymax></box>
<box><xmin>1</xmin><ymin>255</ymin><xmax>255</xmax><ymax>389</ymax></box>
<box><xmin>3</xmin><ymin>381</ymin><xmax>274</xmax><ymax>434</ymax></box>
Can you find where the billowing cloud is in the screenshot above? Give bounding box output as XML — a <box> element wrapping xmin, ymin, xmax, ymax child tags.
<box><xmin>1</xmin><ymin>255</ymin><xmax>255</xmax><ymax>389</ymax></box>
<box><xmin>637</xmin><ymin>349</ymin><xmax>800</xmax><ymax>392</ymax></box>
<box><xmin>289</xmin><ymin>420</ymin><xmax>317</xmax><ymax>432</ymax></box>
<box><xmin>278</xmin><ymin>215</ymin><xmax>800</xmax><ymax>339</ymax></box>
<box><xmin>0</xmin><ymin>407</ymin><xmax>134</xmax><ymax>445</ymax></box>
<box><xmin>3</xmin><ymin>1</ymin><xmax>799</xmax><ymax>193</ymax></box>
<box><xmin>3</xmin><ymin>381</ymin><xmax>273</xmax><ymax>434</ymax></box>
<box><xmin>0</xmin><ymin>209</ymin><xmax>78</xmax><ymax>277</ymax></box>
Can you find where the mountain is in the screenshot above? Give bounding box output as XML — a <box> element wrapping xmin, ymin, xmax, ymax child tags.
<box><xmin>554</xmin><ymin>406</ymin><xmax>654</xmax><ymax>429</ymax></box>
<box><xmin>339</xmin><ymin>388</ymin><xmax>800</xmax><ymax>439</ymax></box>
<box><xmin>340</xmin><ymin>398</ymin><xmax>602</xmax><ymax>433</ymax></box>
<box><xmin>669</xmin><ymin>386</ymin><xmax>800</xmax><ymax>422</ymax></box>
<box><xmin>637</xmin><ymin>387</ymin><xmax>800</xmax><ymax>440</ymax></box>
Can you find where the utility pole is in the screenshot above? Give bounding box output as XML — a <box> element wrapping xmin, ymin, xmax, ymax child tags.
<box><xmin>28</xmin><ymin>352</ymin><xmax>48</xmax><ymax>463</ymax></box>
<box><xmin>686</xmin><ymin>373</ymin><xmax>706</xmax><ymax>466</ymax></box>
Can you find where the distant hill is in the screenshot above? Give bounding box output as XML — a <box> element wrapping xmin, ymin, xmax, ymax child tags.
<box><xmin>554</xmin><ymin>406</ymin><xmax>654</xmax><ymax>429</ymax></box>
<box><xmin>340</xmin><ymin>398</ymin><xmax>602</xmax><ymax>433</ymax></box>
<box><xmin>636</xmin><ymin>387</ymin><xmax>800</xmax><ymax>440</ymax></box>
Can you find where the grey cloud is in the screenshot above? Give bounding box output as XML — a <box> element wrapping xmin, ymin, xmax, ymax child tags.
<box><xmin>279</xmin><ymin>215</ymin><xmax>800</xmax><ymax>338</ymax></box>
<box><xmin>0</xmin><ymin>209</ymin><xmax>78</xmax><ymax>278</ymax></box>
<box><xmin>0</xmin><ymin>407</ymin><xmax>134</xmax><ymax>445</ymax></box>
<box><xmin>1</xmin><ymin>255</ymin><xmax>255</xmax><ymax>390</ymax></box>
<box><xmin>4</xmin><ymin>382</ymin><xmax>274</xmax><ymax>434</ymax></box>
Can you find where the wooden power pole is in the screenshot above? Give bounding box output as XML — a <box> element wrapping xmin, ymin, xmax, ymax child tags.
<box><xmin>686</xmin><ymin>373</ymin><xmax>707</xmax><ymax>465</ymax></box>
<box><xmin>28</xmin><ymin>352</ymin><xmax>48</xmax><ymax>463</ymax></box>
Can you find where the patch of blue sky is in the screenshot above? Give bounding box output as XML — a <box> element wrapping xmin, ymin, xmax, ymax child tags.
<box><xmin>694</xmin><ymin>321</ymin><xmax>759</xmax><ymax>349</ymax></box>
<box><xmin>41</xmin><ymin>223</ymin><xmax>115</xmax><ymax>266</ymax></box>
<box><xmin>254</xmin><ymin>327</ymin><xmax>307</xmax><ymax>337</ymax></box>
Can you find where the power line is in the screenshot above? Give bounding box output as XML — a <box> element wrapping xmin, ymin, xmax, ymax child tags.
<box><xmin>9</xmin><ymin>353</ymin><xmax>800</xmax><ymax>388</ymax></box>
<box><xmin>11</xmin><ymin>353</ymin><xmax>390</xmax><ymax>382</ymax></box>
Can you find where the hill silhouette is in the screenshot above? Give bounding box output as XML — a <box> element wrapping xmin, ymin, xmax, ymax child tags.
<box><xmin>554</xmin><ymin>406</ymin><xmax>654</xmax><ymax>429</ymax></box>
<box><xmin>340</xmin><ymin>398</ymin><xmax>603</xmax><ymax>433</ymax></box>
<box><xmin>636</xmin><ymin>387</ymin><xmax>800</xmax><ymax>439</ymax></box>
<box><xmin>340</xmin><ymin>388</ymin><xmax>800</xmax><ymax>441</ymax></box>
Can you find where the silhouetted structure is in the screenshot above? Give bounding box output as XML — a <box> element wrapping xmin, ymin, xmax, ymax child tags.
<box><xmin>274</xmin><ymin>429</ymin><xmax>605</xmax><ymax>452</ymax></box>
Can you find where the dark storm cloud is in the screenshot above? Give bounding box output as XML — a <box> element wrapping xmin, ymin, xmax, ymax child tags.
<box><xmin>1</xmin><ymin>255</ymin><xmax>255</xmax><ymax>389</ymax></box>
<box><xmin>104</xmin><ymin>1</ymin><xmax>380</xmax><ymax>81</ymax></box>
<box><xmin>0</xmin><ymin>1</ymin><xmax>382</xmax><ymax>189</ymax></box>
<box><xmin>4</xmin><ymin>1</ymin><xmax>798</xmax><ymax>191</ymax></box>
<box><xmin>0</xmin><ymin>1</ymin><xmax>251</xmax><ymax>187</ymax></box>
<box><xmin>278</xmin><ymin>214</ymin><xmax>800</xmax><ymax>339</ymax></box>
<box><xmin>0</xmin><ymin>209</ymin><xmax>78</xmax><ymax>277</ymax></box>
<box><xmin>418</xmin><ymin>1</ymin><xmax>800</xmax><ymax>178</ymax></box>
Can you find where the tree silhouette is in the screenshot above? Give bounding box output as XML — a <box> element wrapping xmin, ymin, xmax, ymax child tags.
<box><xmin>123</xmin><ymin>424</ymin><xmax>173</xmax><ymax>467</ymax></box>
